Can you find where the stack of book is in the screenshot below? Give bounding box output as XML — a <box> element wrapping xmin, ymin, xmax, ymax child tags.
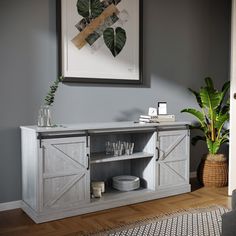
<box><xmin>139</xmin><ymin>114</ymin><xmax>175</xmax><ymax>123</ymax></box>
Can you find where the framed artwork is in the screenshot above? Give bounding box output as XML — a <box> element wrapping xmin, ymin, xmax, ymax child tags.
<box><xmin>58</xmin><ymin>0</ymin><xmax>142</xmax><ymax>84</ymax></box>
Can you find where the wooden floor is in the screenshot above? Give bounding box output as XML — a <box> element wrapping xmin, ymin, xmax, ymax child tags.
<box><xmin>0</xmin><ymin>179</ymin><xmax>231</xmax><ymax>236</ymax></box>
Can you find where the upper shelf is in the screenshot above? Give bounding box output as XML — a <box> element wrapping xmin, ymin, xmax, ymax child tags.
<box><xmin>90</xmin><ymin>152</ymin><xmax>153</xmax><ymax>164</ymax></box>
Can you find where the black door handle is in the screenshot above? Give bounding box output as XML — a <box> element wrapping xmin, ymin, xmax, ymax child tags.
<box><xmin>87</xmin><ymin>154</ymin><xmax>90</xmax><ymax>170</ymax></box>
<box><xmin>156</xmin><ymin>147</ymin><xmax>159</xmax><ymax>161</ymax></box>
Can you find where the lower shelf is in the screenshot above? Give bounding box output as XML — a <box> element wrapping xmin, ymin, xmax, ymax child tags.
<box><xmin>90</xmin><ymin>187</ymin><xmax>155</xmax><ymax>204</ymax></box>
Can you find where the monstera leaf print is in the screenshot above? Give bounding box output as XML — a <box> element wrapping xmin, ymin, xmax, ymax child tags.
<box><xmin>77</xmin><ymin>0</ymin><xmax>103</xmax><ymax>19</ymax></box>
<box><xmin>103</xmin><ymin>27</ymin><xmax>126</xmax><ymax>57</ymax></box>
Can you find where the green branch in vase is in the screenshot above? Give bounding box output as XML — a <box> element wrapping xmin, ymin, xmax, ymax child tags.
<box><xmin>44</xmin><ymin>76</ymin><xmax>64</xmax><ymax>106</ymax></box>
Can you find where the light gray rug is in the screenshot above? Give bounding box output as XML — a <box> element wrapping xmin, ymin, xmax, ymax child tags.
<box><xmin>89</xmin><ymin>206</ymin><xmax>229</xmax><ymax>236</ymax></box>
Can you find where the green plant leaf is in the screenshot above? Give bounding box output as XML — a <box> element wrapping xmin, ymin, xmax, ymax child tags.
<box><xmin>77</xmin><ymin>0</ymin><xmax>103</xmax><ymax>19</ymax></box>
<box><xmin>188</xmin><ymin>88</ymin><xmax>203</xmax><ymax>108</ymax></box>
<box><xmin>181</xmin><ymin>108</ymin><xmax>206</xmax><ymax>127</ymax></box>
<box><xmin>200</xmin><ymin>87</ymin><xmax>222</xmax><ymax>110</ymax></box>
<box><xmin>206</xmin><ymin>139</ymin><xmax>220</xmax><ymax>154</ymax></box>
<box><xmin>219</xmin><ymin>81</ymin><xmax>230</xmax><ymax>108</ymax></box>
<box><xmin>103</xmin><ymin>27</ymin><xmax>126</xmax><ymax>57</ymax></box>
<box><xmin>222</xmin><ymin>81</ymin><xmax>230</xmax><ymax>94</ymax></box>
<box><xmin>219</xmin><ymin>103</ymin><xmax>230</xmax><ymax>115</ymax></box>
<box><xmin>206</xmin><ymin>139</ymin><xmax>213</xmax><ymax>153</ymax></box>
<box><xmin>215</xmin><ymin>113</ymin><xmax>229</xmax><ymax>129</ymax></box>
<box><xmin>219</xmin><ymin>137</ymin><xmax>229</xmax><ymax>145</ymax></box>
<box><xmin>205</xmin><ymin>77</ymin><xmax>214</xmax><ymax>89</ymax></box>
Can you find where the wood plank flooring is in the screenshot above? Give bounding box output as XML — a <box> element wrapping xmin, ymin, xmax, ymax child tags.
<box><xmin>0</xmin><ymin>179</ymin><xmax>231</xmax><ymax>236</ymax></box>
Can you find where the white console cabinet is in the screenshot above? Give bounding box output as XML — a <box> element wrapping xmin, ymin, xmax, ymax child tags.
<box><xmin>21</xmin><ymin>121</ymin><xmax>190</xmax><ymax>223</ymax></box>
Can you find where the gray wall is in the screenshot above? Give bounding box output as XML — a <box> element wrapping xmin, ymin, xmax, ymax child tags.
<box><xmin>0</xmin><ymin>0</ymin><xmax>231</xmax><ymax>203</ymax></box>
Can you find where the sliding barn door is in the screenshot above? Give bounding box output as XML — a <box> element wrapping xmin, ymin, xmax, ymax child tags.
<box><xmin>39</xmin><ymin>137</ymin><xmax>90</xmax><ymax>211</ymax></box>
<box><xmin>156</xmin><ymin>130</ymin><xmax>190</xmax><ymax>189</ymax></box>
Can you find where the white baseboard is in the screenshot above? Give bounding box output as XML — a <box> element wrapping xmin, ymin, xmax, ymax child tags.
<box><xmin>0</xmin><ymin>200</ymin><xmax>22</xmax><ymax>212</ymax></box>
<box><xmin>190</xmin><ymin>171</ymin><xmax>197</xmax><ymax>178</ymax></box>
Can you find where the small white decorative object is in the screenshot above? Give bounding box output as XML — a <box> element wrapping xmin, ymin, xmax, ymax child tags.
<box><xmin>91</xmin><ymin>181</ymin><xmax>105</xmax><ymax>193</ymax></box>
<box><xmin>158</xmin><ymin>102</ymin><xmax>167</xmax><ymax>115</ymax></box>
<box><xmin>92</xmin><ymin>186</ymin><xmax>102</xmax><ymax>198</ymax></box>
<box><xmin>148</xmin><ymin>107</ymin><xmax>158</xmax><ymax>116</ymax></box>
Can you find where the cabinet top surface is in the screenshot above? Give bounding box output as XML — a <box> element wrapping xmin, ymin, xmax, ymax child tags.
<box><xmin>20</xmin><ymin>121</ymin><xmax>190</xmax><ymax>133</ymax></box>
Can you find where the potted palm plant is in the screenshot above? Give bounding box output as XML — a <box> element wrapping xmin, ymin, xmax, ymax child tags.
<box><xmin>181</xmin><ymin>77</ymin><xmax>230</xmax><ymax>187</ymax></box>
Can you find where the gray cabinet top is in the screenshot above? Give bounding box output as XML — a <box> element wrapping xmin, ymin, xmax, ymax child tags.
<box><xmin>20</xmin><ymin>121</ymin><xmax>190</xmax><ymax>134</ymax></box>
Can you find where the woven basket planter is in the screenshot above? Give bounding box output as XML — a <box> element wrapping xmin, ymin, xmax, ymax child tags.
<box><xmin>197</xmin><ymin>154</ymin><xmax>228</xmax><ymax>187</ymax></box>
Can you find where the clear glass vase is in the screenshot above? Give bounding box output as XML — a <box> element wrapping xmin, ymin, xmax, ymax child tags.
<box><xmin>37</xmin><ymin>105</ymin><xmax>52</xmax><ymax>127</ymax></box>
